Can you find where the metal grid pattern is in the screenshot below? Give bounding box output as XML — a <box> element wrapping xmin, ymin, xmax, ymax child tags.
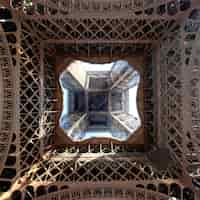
<box><xmin>181</xmin><ymin>10</ymin><xmax>200</xmax><ymax>177</ymax></box>
<box><xmin>159</xmin><ymin>25</ymin><xmax>184</xmax><ymax>165</ymax></box>
<box><xmin>23</xmin><ymin>18</ymin><xmax>176</xmax><ymax>43</ymax></box>
<box><xmin>11</xmin><ymin>0</ymin><xmax>194</xmax><ymax>20</ymax></box>
<box><xmin>29</xmin><ymin>156</ymin><xmax>178</xmax><ymax>182</ymax></box>
<box><xmin>0</xmin><ymin>1</ymin><xmax>200</xmax><ymax>199</ymax></box>
<box><xmin>19</xmin><ymin>21</ymin><xmax>41</xmax><ymax>175</ymax></box>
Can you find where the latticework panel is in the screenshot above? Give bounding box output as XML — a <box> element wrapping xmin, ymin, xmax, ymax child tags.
<box><xmin>45</xmin><ymin>42</ymin><xmax>151</xmax><ymax>58</ymax></box>
<box><xmin>181</xmin><ymin>9</ymin><xmax>200</xmax><ymax>177</ymax></box>
<box><xmin>22</xmin><ymin>18</ymin><xmax>179</xmax><ymax>43</ymax></box>
<box><xmin>11</xmin><ymin>0</ymin><xmax>193</xmax><ymax>20</ymax></box>
<box><xmin>29</xmin><ymin>155</ymin><xmax>178</xmax><ymax>183</ymax></box>
<box><xmin>41</xmin><ymin>57</ymin><xmax>56</xmax><ymax>148</ymax></box>
<box><xmin>159</xmin><ymin>7</ymin><xmax>200</xmax><ymax>180</ymax></box>
<box><xmin>0</xmin><ymin>2</ymin><xmax>200</xmax><ymax>199</ymax></box>
<box><xmin>0</xmin><ymin>11</ymin><xmax>20</xmax><ymax>193</ymax></box>
<box><xmin>143</xmin><ymin>51</ymin><xmax>155</xmax><ymax>147</ymax></box>
<box><xmin>159</xmin><ymin>25</ymin><xmax>184</xmax><ymax>164</ymax></box>
<box><xmin>19</xmin><ymin>21</ymin><xmax>41</xmax><ymax>174</ymax></box>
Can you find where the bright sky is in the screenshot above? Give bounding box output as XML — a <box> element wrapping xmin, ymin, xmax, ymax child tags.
<box><xmin>128</xmin><ymin>85</ymin><xmax>140</xmax><ymax>120</ymax></box>
<box><xmin>75</xmin><ymin>60</ymin><xmax>114</xmax><ymax>71</ymax></box>
<box><xmin>84</xmin><ymin>131</ymin><xmax>112</xmax><ymax>139</ymax></box>
<box><xmin>62</xmin><ymin>88</ymin><xmax>69</xmax><ymax>115</ymax></box>
<box><xmin>83</xmin><ymin>130</ymin><xmax>127</xmax><ymax>140</ymax></box>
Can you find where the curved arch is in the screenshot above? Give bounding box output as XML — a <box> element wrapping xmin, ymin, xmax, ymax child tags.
<box><xmin>32</xmin><ymin>184</ymin><xmax>170</xmax><ymax>200</ymax></box>
<box><xmin>0</xmin><ymin>22</ymin><xmax>14</xmax><ymax>176</ymax></box>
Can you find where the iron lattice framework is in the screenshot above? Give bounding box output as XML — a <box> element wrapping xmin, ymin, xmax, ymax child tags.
<box><xmin>0</xmin><ymin>0</ymin><xmax>200</xmax><ymax>199</ymax></box>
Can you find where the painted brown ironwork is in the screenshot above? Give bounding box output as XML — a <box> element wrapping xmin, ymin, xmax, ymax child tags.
<box><xmin>0</xmin><ymin>1</ymin><xmax>200</xmax><ymax>199</ymax></box>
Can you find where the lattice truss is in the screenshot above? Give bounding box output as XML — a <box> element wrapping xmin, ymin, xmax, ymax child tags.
<box><xmin>0</xmin><ymin>0</ymin><xmax>200</xmax><ymax>199</ymax></box>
